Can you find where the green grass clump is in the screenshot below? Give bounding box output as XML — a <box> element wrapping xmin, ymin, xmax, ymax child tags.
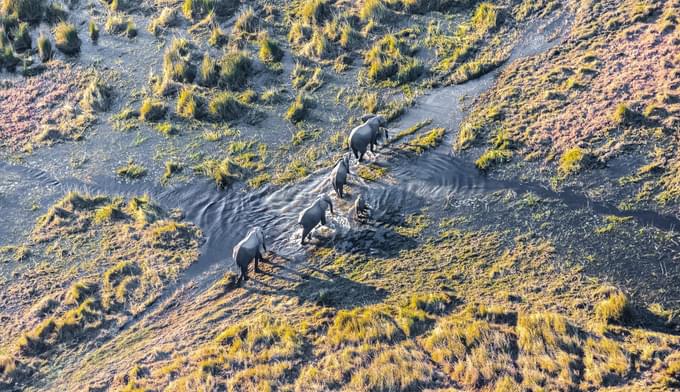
<box><xmin>162</xmin><ymin>161</ymin><xmax>181</xmax><ymax>182</ymax></box>
<box><xmin>285</xmin><ymin>94</ymin><xmax>308</xmax><ymax>123</ymax></box>
<box><xmin>177</xmin><ymin>87</ymin><xmax>200</xmax><ymax>119</ymax></box>
<box><xmin>163</xmin><ymin>38</ymin><xmax>196</xmax><ymax>83</ymax></box>
<box><xmin>339</xmin><ymin>23</ymin><xmax>360</xmax><ymax>49</ymax></box>
<box><xmin>148</xmin><ymin>7</ymin><xmax>177</xmax><ymax>35</ymax></box>
<box><xmin>391</xmin><ymin>119</ymin><xmax>432</xmax><ymax>143</ymax></box>
<box><xmin>595</xmin><ymin>290</ymin><xmax>631</xmax><ymax>324</ymax></box>
<box><xmin>298</xmin><ymin>0</ymin><xmax>330</xmax><ymax>25</ymax></box>
<box><xmin>364</xmin><ymin>34</ymin><xmax>423</xmax><ymax>84</ymax></box>
<box><xmin>357</xmin><ymin>163</ymin><xmax>387</xmax><ymax>182</ymax></box>
<box><xmin>350</xmin><ymin>343</ymin><xmax>434</xmax><ymax>391</ymax></box>
<box><xmin>198</xmin><ymin>52</ymin><xmax>218</xmax><ymax>87</ymax></box>
<box><xmin>94</xmin><ymin>201</ymin><xmax>125</xmax><ymax>224</ymax></box>
<box><xmin>37</xmin><ymin>32</ymin><xmax>51</xmax><ymax>61</ymax></box>
<box><xmin>182</xmin><ymin>0</ymin><xmax>213</xmax><ymax>19</ymax></box>
<box><xmin>232</xmin><ymin>6</ymin><xmax>257</xmax><ymax>36</ymax></box>
<box><xmin>219</xmin><ymin>51</ymin><xmax>251</xmax><ymax>89</ymax></box>
<box><xmin>258</xmin><ymin>33</ymin><xmax>283</xmax><ymax>63</ymax></box>
<box><xmin>53</xmin><ymin>21</ymin><xmax>80</xmax><ymax>54</ymax></box>
<box><xmin>88</xmin><ymin>19</ymin><xmax>99</xmax><ymax>41</ymax></box>
<box><xmin>475</xmin><ymin>149</ymin><xmax>512</xmax><ymax>170</ymax></box>
<box><xmin>139</xmin><ymin>99</ymin><xmax>167</xmax><ymax>122</ymax></box>
<box><xmin>208</xmin><ymin>91</ymin><xmax>246</xmax><ymax>121</ymax></box>
<box><xmin>12</xmin><ymin>22</ymin><xmax>30</xmax><ymax>52</ymax></box>
<box><xmin>288</xmin><ymin>20</ymin><xmax>311</xmax><ymax>45</ymax></box>
<box><xmin>155</xmin><ymin>122</ymin><xmax>177</xmax><ymax>136</ymax></box>
<box><xmin>327</xmin><ymin>307</ymin><xmax>404</xmax><ymax>347</ymax></box>
<box><xmin>359</xmin><ymin>0</ymin><xmax>389</xmax><ymax>22</ymax></box>
<box><xmin>612</xmin><ymin>103</ymin><xmax>635</xmax><ymax>125</ymax></box>
<box><xmin>471</xmin><ymin>2</ymin><xmax>501</xmax><ymax>32</ymax></box>
<box><xmin>104</xmin><ymin>13</ymin><xmax>129</xmax><ymax>34</ymax></box>
<box><xmin>116</xmin><ymin>161</ymin><xmax>147</xmax><ymax>179</ymax></box>
<box><xmin>194</xmin><ymin>158</ymin><xmax>243</xmax><ymax>188</ymax></box>
<box><xmin>405</xmin><ymin>127</ymin><xmax>445</xmax><ymax>153</ymax></box>
<box><xmin>67</xmin><ymin>280</ymin><xmax>99</xmax><ymax>305</ymax></box>
<box><xmin>80</xmin><ymin>77</ymin><xmax>112</xmax><ymax>112</ymax></box>
<box><xmin>558</xmin><ymin>147</ymin><xmax>585</xmax><ymax>177</ymax></box>
<box><xmin>2</xmin><ymin>0</ymin><xmax>44</xmax><ymax>23</ymax></box>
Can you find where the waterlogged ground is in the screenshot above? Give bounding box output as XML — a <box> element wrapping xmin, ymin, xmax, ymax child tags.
<box><xmin>1</xmin><ymin>0</ymin><xmax>680</xmax><ymax>391</ymax></box>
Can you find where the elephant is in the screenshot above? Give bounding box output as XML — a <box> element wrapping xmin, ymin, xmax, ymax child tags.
<box><xmin>348</xmin><ymin>115</ymin><xmax>389</xmax><ymax>162</ymax></box>
<box><xmin>298</xmin><ymin>194</ymin><xmax>334</xmax><ymax>245</ymax></box>
<box><xmin>353</xmin><ymin>193</ymin><xmax>369</xmax><ymax>222</ymax></box>
<box><xmin>232</xmin><ymin>226</ymin><xmax>266</xmax><ymax>284</ymax></box>
<box><xmin>330</xmin><ymin>154</ymin><xmax>351</xmax><ymax>198</ymax></box>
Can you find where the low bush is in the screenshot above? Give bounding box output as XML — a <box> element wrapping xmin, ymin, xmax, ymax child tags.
<box><xmin>139</xmin><ymin>99</ymin><xmax>167</xmax><ymax>122</ymax></box>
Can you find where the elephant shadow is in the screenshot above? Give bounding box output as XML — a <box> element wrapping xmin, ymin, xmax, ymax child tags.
<box><xmin>243</xmin><ymin>258</ymin><xmax>388</xmax><ymax>310</ymax></box>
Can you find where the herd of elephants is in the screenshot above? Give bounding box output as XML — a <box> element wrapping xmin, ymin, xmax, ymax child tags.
<box><xmin>232</xmin><ymin>114</ymin><xmax>389</xmax><ymax>283</ymax></box>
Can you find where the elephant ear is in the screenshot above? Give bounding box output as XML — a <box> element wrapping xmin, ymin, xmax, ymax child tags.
<box><xmin>360</xmin><ymin>113</ymin><xmax>376</xmax><ymax>123</ymax></box>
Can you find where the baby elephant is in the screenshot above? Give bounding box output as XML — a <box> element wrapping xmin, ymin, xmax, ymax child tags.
<box><xmin>232</xmin><ymin>226</ymin><xmax>266</xmax><ymax>284</ymax></box>
<box><xmin>353</xmin><ymin>193</ymin><xmax>370</xmax><ymax>222</ymax></box>
<box><xmin>330</xmin><ymin>154</ymin><xmax>351</xmax><ymax>198</ymax></box>
<box><xmin>298</xmin><ymin>194</ymin><xmax>334</xmax><ymax>245</ymax></box>
<box><xmin>348</xmin><ymin>115</ymin><xmax>389</xmax><ymax>162</ymax></box>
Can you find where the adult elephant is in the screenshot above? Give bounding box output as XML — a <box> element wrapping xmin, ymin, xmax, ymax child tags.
<box><xmin>348</xmin><ymin>115</ymin><xmax>389</xmax><ymax>162</ymax></box>
<box><xmin>232</xmin><ymin>227</ymin><xmax>266</xmax><ymax>284</ymax></box>
<box><xmin>298</xmin><ymin>194</ymin><xmax>334</xmax><ymax>245</ymax></box>
<box><xmin>330</xmin><ymin>153</ymin><xmax>351</xmax><ymax>198</ymax></box>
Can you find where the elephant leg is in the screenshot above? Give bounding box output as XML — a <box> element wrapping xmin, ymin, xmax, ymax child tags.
<box><xmin>370</xmin><ymin>143</ymin><xmax>375</xmax><ymax>153</ymax></box>
<box><xmin>321</xmin><ymin>215</ymin><xmax>327</xmax><ymax>226</ymax></box>
<box><xmin>352</xmin><ymin>148</ymin><xmax>359</xmax><ymax>160</ymax></box>
<box><xmin>301</xmin><ymin>227</ymin><xmax>310</xmax><ymax>245</ymax></box>
<box><xmin>359</xmin><ymin>152</ymin><xmax>365</xmax><ymax>162</ymax></box>
<box><xmin>254</xmin><ymin>253</ymin><xmax>262</xmax><ymax>273</ymax></box>
<box><xmin>339</xmin><ymin>184</ymin><xmax>344</xmax><ymax>199</ymax></box>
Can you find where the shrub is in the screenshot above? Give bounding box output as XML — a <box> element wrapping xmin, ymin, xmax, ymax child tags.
<box><xmin>163</xmin><ymin>161</ymin><xmax>181</xmax><ymax>181</ymax></box>
<box><xmin>53</xmin><ymin>22</ymin><xmax>80</xmax><ymax>54</ymax></box>
<box><xmin>139</xmin><ymin>99</ymin><xmax>167</xmax><ymax>122</ymax></box>
<box><xmin>258</xmin><ymin>33</ymin><xmax>283</xmax><ymax>63</ymax></box>
<box><xmin>67</xmin><ymin>280</ymin><xmax>98</xmax><ymax>305</ymax></box>
<box><xmin>219</xmin><ymin>51</ymin><xmax>251</xmax><ymax>89</ymax></box>
<box><xmin>405</xmin><ymin>127</ymin><xmax>445</xmax><ymax>153</ymax></box>
<box><xmin>209</xmin><ymin>91</ymin><xmax>245</xmax><ymax>121</ymax></box>
<box><xmin>595</xmin><ymin>291</ymin><xmax>631</xmax><ymax>324</ymax></box>
<box><xmin>155</xmin><ymin>122</ymin><xmax>177</xmax><ymax>136</ymax></box>
<box><xmin>2</xmin><ymin>0</ymin><xmax>44</xmax><ymax>23</ymax></box>
<box><xmin>285</xmin><ymin>94</ymin><xmax>307</xmax><ymax>123</ymax></box>
<box><xmin>364</xmin><ymin>34</ymin><xmax>421</xmax><ymax>83</ymax></box>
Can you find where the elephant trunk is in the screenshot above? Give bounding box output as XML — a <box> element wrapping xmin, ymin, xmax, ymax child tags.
<box><xmin>328</xmin><ymin>201</ymin><xmax>334</xmax><ymax>215</ymax></box>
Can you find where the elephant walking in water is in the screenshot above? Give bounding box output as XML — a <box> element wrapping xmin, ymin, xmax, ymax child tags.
<box><xmin>232</xmin><ymin>227</ymin><xmax>266</xmax><ymax>284</ymax></box>
<box><xmin>330</xmin><ymin>154</ymin><xmax>351</xmax><ymax>199</ymax></box>
<box><xmin>298</xmin><ymin>194</ymin><xmax>334</xmax><ymax>245</ymax></box>
<box><xmin>348</xmin><ymin>115</ymin><xmax>389</xmax><ymax>162</ymax></box>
